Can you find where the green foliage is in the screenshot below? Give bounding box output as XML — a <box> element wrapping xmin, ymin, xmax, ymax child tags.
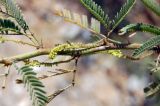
<box><xmin>119</xmin><ymin>23</ymin><xmax>160</xmax><ymax>35</ymax></box>
<box><xmin>1</xmin><ymin>0</ymin><xmax>160</xmax><ymax>104</ymax></box>
<box><xmin>16</xmin><ymin>65</ymin><xmax>48</xmax><ymax>106</ymax></box>
<box><xmin>0</xmin><ymin>0</ymin><xmax>29</xmax><ymax>32</ymax></box>
<box><xmin>144</xmin><ymin>67</ymin><xmax>160</xmax><ymax>98</ymax></box>
<box><xmin>133</xmin><ymin>36</ymin><xmax>160</xmax><ymax>57</ymax></box>
<box><xmin>56</xmin><ymin>9</ymin><xmax>103</xmax><ymax>38</ymax></box>
<box><xmin>80</xmin><ymin>0</ymin><xmax>136</xmax><ymax>34</ymax></box>
<box><xmin>111</xmin><ymin>0</ymin><xmax>136</xmax><ymax>32</ymax></box>
<box><xmin>144</xmin><ymin>82</ymin><xmax>160</xmax><ymax>98</ymax></box>
<box><xmin>0</xmin><ymin>18</ymin><xmax>22</xmax><ymax>34</ymax></box>
<box><xmin>141</xmin><ymin>0</ymin><xmax>160</xmax><ymax>16</ymax></box>
<box><xmin>80</xmin><ymin>0</ymin><xmax>111</xmax><ymax>30</ymax></box>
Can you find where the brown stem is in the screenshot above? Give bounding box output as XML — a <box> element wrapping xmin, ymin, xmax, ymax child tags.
<box><xmin>0</xmin><ymin>43</ymin><xmax>143</xmax><ymax>66</ymax></box>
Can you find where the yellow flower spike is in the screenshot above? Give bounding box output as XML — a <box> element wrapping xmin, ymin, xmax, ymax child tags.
<box><xmin>28</xmin><ymin>60</ymin><xmax>41</xmax><ymax>67</ymax></box>
<box><xmin>49</xmin><ymin>43</ymin><xmax>83</xmax><ymax>59</ymax></box>
<box><xmin>107</xmin><ymin>50</ymin><xmax>123</xmax><ymax>58</ymax></box>
<box><xmin>49</xmin><ymin>44</ymin><xmax>69</xmax><ymax>59</ymax></box>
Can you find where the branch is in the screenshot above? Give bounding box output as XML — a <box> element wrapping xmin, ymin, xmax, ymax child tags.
<box><xmin>0</xmin><ymin>42</ymin><xmax>143</xmax><ymax>66</ymax></box>
<box><xmin>79</xmin><ymin>43</ymin><xmax>142</xmax><ymax>55</ymax></box>
<box><xmin>23</xmin><ymin>56</ymin><xmax>76</xmax><ymax>67</ymax></box>
<box><xmin>0</xmin><ymin>36</ymin><xmax>38</xmax><ymax>47</ymax></box>
<box><xmin>16</xmin><ymin>69</ymin><xmax>74</xmax><ymax>84</ymax></box>
<box><xmin>40</xmin><ymin>57</ymin><xmax>76</xmax><ymax>66</ymax></box>
<box><xmin>48</xmin><ymin>84</ymin><xmax>72</xmax><ymax>103</ymax></box>
<box><xmin>0</xmin><ymin>49</ymin><xmax>50</xmax><ymax>66</ymax></box>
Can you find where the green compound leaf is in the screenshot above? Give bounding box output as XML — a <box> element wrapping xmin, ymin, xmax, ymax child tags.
<box><xmin>80</xmin><ymin>0</ymin><xmax>111</xmax><ymax>30</ymax></box>
<box><xmin>17</xmin><ymin>65</ymin><xmax>48</xmax><ymax>106</ymax></box>
<box><xmin>141</xmin><ymin>0</ymin><xmax>160</xmax><ymax>16</ymax></box>
<box><xmin>144</xmin><ymin>82</ymin><xmax>160</xmax><ymax>98</ymax></box>
<box><xmin>0</xmin><ymin>18</ymin><xmax>22</xmax><ymax>34</ymax></box>
<box><xmin>119</xmin><ymin>23</ymin><xmax>160</xmax><ymax>35</ymax></box>
<box><xmin>56</xmin><ymin>9</ymin><xmax>102</xmax><ymax>38</ymax></box>
<box><xmin>0</xmin><ymin>0</ymin><xmax>29</xmax><ymax>32</ymax></box>
<box><xmin>111</xmin><ymin>0</ymin><xmax>136</xmax><ymax>32</ymax></box>
<box><xmin>133</xmin><ymin>36</ymin><xmax>160</xmax><ymax>57</ymax></box>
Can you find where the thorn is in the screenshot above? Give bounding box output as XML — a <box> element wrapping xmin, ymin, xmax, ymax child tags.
<box><xmin>2</xmin><ymin>73</ymin><xmax>8</xmax><ymax>89</ymax></box>
<box><xmin>16</xmin><ymin>79</ymin><xmax>23</xmax><ymax>84</ymax></box>
<box><xmin>72</xmin><ymin>57</ymin><xmax>79</xmax><ymax>87</ymax></box>
<box><xmin>129</xmin><ymin>32</ymin><xmax>136</xmax><ymax>38</ymax></box>
<box><xmin>40</xmin><ymin>37</ymin><xmax>44</xmax><ymax>48</ymax></box>
<box><xmin>72</xmin><ymin>70</ymin><xmax>76</xmax><ymax>86</ymax></box>
<box><xmin>75</xmin><ymin>56</ymin><xmax>79</xmax><ymax>67</ymax></box>
<box><xmin>48</xmin><ymin>84</ymin><xmax>72</xmax><ymax>103</ymax></box>
<box><xmin>2</xmin><ymin>66</ymin><xmax>11</xmax><ymax>89</ymax></box>
<box><xmin>66</xmin><ymin>41</ymin><xmax>72</xmax><ymax>45</ymax></box>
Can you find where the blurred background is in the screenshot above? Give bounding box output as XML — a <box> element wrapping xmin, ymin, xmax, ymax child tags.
<box><xmin>0</xmin><ymin>0</ymin><xmax>160</xmax><ymax>106</ymax></box>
